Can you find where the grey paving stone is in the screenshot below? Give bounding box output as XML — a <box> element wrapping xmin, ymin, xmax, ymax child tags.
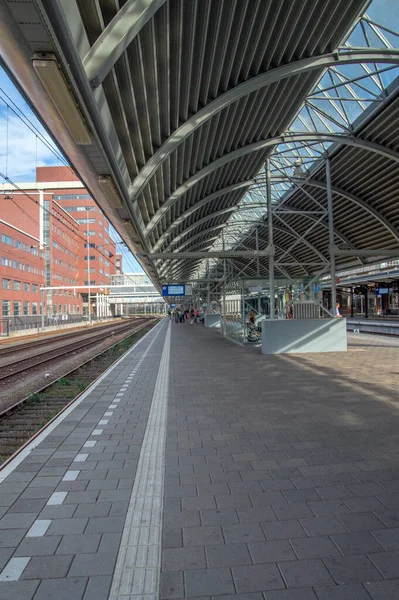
<box><xmin>290</xmin><ymin>476</ymin><xmax>326</xmax><ymax>490</ymax></box>
<box><xmin>38</xmin><ymin>505</ymin><xmax>77</xmax><ymax>520</ymax></box>
<box><xmin>315</xmin><ymin>486</ymin><xmax>354</xmax><ymax>501</ymax></box>
<box><xmin>185</xmin><ymin>567</ymin><xmax>235</xmax><ymax>596</ymax></box>
<box><xmin>183</xmin><ymin>525</ymin><xmax>224</xmax><ymax>547</ymax></box>
<box><xmin>0</xmin><ymin>513</ymin><xmax>37</xmax><ymax>530</ymax></box>
<box><xmin>162</xmin><ymin>546</ymin><xmax>206</xmax><ymax>571</ymax></box>
<box><xmin>282</xmin><ymin>489</ymin><xmax>321</xmax><ymax>504</ymax></box>
<box><xmin>7</xmin><ymin>499</ymin><xmax>47</xmax><ymax>514</ymax></box>
<box><xmin>249</xmin><ymin>539</ymin><xmax>296</xmax><ymax>563</ymax></box>
<box><xmin>338</xmin><ymin>512</ymin><xmax>385</xmax><ymax>532</ymax></box>
<box><xmin>373</xmin><ymin>509</ymin><xmax>399</xmax><ymax>528</ymax></box>
<box><xmin>223</xmin><ymin>523</ymin><xmax>266</xmax><ymax>544</ymax></box>
<box><xmin>164</xmin><ymin>510</ymin><xmax>201</xmax><ymax>528</ymax></box>
<box><xmin>0</xmin><ymin>580</ymin><xmax>39</xmax><ymax>600</ymax></box>
<box><xmin>160</xmin><ymin>570</ymin><xmax>184</xmax><ymax>599</ymax></box>
<box><xmin>265</xmin><ymin>589</ymin><xmax>317</xmax><ymax>600</ymax></box>
<box><xmin>163</xmin><ymin>528</ymin><xmax>183</xmax><ymax>549</ymax></box>
<box><xmin>332</xmin><ymin>531</ymin><xmax>384</xmax><ymax>555</ymax></box>
<box><xmin>83</xmin><ymin>575</ymin><xmax>112</xmax><ymax>600</ymax></box>
<box><xmin>0</xmin><ymin>529</ymin><xmax>27</xmax><ymax>548</ymax></box>
<box><xmin>21</xmin><ymin>555</ymin><xmax>73</xmax><ymax>580</ymax></box>
<box><xmin>363</xmin><ymin>579</ymin><xmax>399</xmax><ymax>599</ymax></box>
<box><xmin>262</xmin><ymin>519</ymin><xmax>307</xmax><ymax>540</ymax></box>
<box><xmin>85</xmin><ymin>516</ymin><xmax>125</xmax><ymax>534</ymax></box>
<box><xmin>68</xmin><ymin>551</ymin><xmax>117</xmax><ymax>576</ymax></box>
<box><xmin>290</xmin><ymin>536</ymin><xmax>341</xmax><ymax>559</ymax></box>
<box><xmin>344</xmin><ymin>496</ymin><xmax>385</xmax><ymax>513</ymax></box>
<box><xmin>20</xmin><ymin>487</ymin><xmax>55</xmax><ymax>500</ymax></box>
<box><xmin>216</xmin><ymin>493</ymin><xmax>252</xmax><ymax>509</ymax></box>
<box><xmin>300</xmin><ymin>517</ymin><xmax>346</xmax><ymax>537</ymax></box>
<box><xmin>74</xmin><ymin>503</ymin><xmax>111</xmax><ymax>518</ymax></box>
<box><xmin>232</xmin><ymin>563</ymin><xmax>285</xmax><ymax>593</ymax></box>
<box><xmin>274</xmin><ymin>503</ymin><xmax>314</xmax><ymax>521</ymax></box>
<box><xmin>0</xmin><ymin>547</ymin><xmax>14</xmax><ymax>569</ymax></box>
<box><xmin>371</xmin><ymin>527</ymin><xmax>399</xmax><ymax>550</ymax></box>
<box><xmin>14</xmin><ymin>536</ymin><xmax>61</xmax><ymax>557</ymax></box>
<box><xmin>279</xmin><ymin>558</ymin><xmax>335</xmax><ymax>588</ymax></box>
<box><xmin>181</xmin><ymin>495</ymin><xmax>217</xmax><ymax>511</ymax></box>
<box><xmin>33</xmin><ymin>577</ymin><xmax>87</xmax><ymax>600</ymax></box>
<box><xmin>261</xmin><ymin>479</ymin><xmax>296</xmax><ymax>492</ymax></box>
<box><xmin>0</xmin><ymin>494</ymin><xmax>20</xmax><ymax>507</ymax></box>
<box><xmin>47</xmin><ymin>518</ymin><xmax>88</xmax><ymax>535</ymax></box>
<box><xmin>205</xmin><ymin>542</ymin><xmax>252</xmax><ymax>568</ymax></box>
<box><xmin>200</xmin><ymin>508</ymin><xmax>239</xmax><ymax>526</ymax></box>
<box><xmin>323</xmin><ymin>554</ymin><xmax>382</xmax><ymax>584</ymax></box>
<box><xmin>56</xmin><ymin>533</ymin><xmax>101</xmax><ymax>555</ymax></box>
<box><xmin>368</xmin><ymin>550</ymin><xmax>399</xmax><ymax>579</ymax></box>
<box><xmin>236</xmin><ymin>506</ymin><xmax>276</xmax><ymax>524</ymax></box>
<box><xmin>313</xmin><ymin>583</ymin><xmax>373</xmax><ymax>599</ymax></box>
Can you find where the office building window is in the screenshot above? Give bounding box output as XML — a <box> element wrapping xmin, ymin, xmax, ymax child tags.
<box><xmin>23</xmin><ymin>282</ymin><xmax>30</xmax><ymax>292</ymax></box>
<box><xmin>2</xmin><ymin>300</ymin><xmax>10</xmax><ymax>316</ymax></box>
<box><xmin>84</xmin><ymin>280</ymin><xmax>96</xmax><ymax>286</ymax></box>
<box><xmin>32</xmin><ymin>302</ymin><xmax>38</xmax><ymax>315</ymax></box>
<box><xmin>2</xmin><ymin>257</ymin><xmax>8</xmax><ymax>266</ymax></box>
<box><xmin>84</xmin><ymin>256</ymin><xmax>95</xmax><ymax>261</ymax></box>
<box><xmin>23</xmin><ymin>301</ymin><xmax>30</xmax><ymax>316</ymax></box>
<box><xmin>2</xmin><ymin>278</ymin><xmax>10</xmax><ymax>289</ymax></box>
<box><xmin>32</xmin><ymin>284</ymin><xmax>38</xmax><ymax>293</ymax></box>
<box><xmin>13</xmin><ymin>280</ymin><xmax>21</xmax><ymax>291</ymax></box>
<box><xmin>75</xmin><ymin>218</ymin><xmax>95</xmax><ymax>224</ymax></box>
<box><xmin>84</xmin><ymin>231</ymin><xmax>95</xmax><ymax>236</ymax></box>
<box><xmin>1</xmin><ymin>234</ymin><xmax>13</xmax><ymax>245</ymax></box>
<box><xmin>13</xmin><ymin>301</ymin><xmax>20</xmax><ymax>316</ymax></box>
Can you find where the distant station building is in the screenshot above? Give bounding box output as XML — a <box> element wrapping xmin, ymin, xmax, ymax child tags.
<box><xmin>0</xmin><ymin>166</ymin><xmax>120</xmax><ymax>322</ymax></box>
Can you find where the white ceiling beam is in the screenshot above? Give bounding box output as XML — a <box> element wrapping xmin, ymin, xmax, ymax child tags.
<box><xmin>130</xmin><ymin>49</ymin><xmax>399</xmax><ymax>201</ymax></box>
<box><xmin>83</xmin><ymin>0</ymin><xmax>167</xmax><ymax>87</ymax></box>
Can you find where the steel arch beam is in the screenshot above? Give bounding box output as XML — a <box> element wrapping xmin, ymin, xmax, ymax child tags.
<box><xmin>166</xmin><ymin>221</ymin><xmax>327</xmax><ymax>267</ymax></box>
<box><xmin>130</xmin><ymin>49</ymin><xmax>399</xmax><ymax>201</ymax></box>
<box><xmin>144</xmin><ymin>132</ymin><xmax>399</xmax><ymax>236</ymax></box>
<box><xmin>269</xmin><ymin>177</ymin><xmax>399</xmax><ymax>243</ymax></box>
<box><xmin>158</xmin><ymin>207</ymin><xmax>238</xmax><ymax>250</ymax></box>
<box><xmin>160</xmin><ymin>239</ymin><xmax>309</xmax><ymax>280</ymax></box>
<box><xmin>83</xmin><ymin>0</ymin><xmax>167</xmax><ymax>87</ymax></box>
<box><xmin>152</xmin><ymin>181</ymin><xmax>254</xmax><ymax>253</ymax></box>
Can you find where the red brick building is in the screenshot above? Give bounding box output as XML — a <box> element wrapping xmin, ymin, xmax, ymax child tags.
<box><xmin>0</xmin><ymin>166</ymin><xmax>119</xmax><ymax>320</ymax></box>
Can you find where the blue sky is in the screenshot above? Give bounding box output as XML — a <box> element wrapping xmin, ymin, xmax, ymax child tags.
<box><xmin>0</xmin><ymin>67</ymin><xmax>142</xmax><ymax>273</ymax></box>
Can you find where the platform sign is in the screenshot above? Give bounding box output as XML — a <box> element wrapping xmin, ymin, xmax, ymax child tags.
<box><xmin>162</xmin><ymin>284</ymin><xmax>185</xmax><ymax>296</ymax></box>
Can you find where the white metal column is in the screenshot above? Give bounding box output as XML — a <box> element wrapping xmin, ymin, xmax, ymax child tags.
<box><xmin>326</xmin><ymin>157</ymin><xmax>336</xmax><ymax>317</ymax></box>
<box><xmin>266</xmin><ymin>159</ymin><xmax>275</xmax><ymax>319</ymax></box>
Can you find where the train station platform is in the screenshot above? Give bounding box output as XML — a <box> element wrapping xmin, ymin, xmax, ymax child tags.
<box><xmin>0</xmin><ymin>319</ymin><xmax>398</xmax><ymax>600</ymax></box>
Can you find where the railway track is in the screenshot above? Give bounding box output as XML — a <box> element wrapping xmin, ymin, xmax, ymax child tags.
<box><xmin>0</xmin><ymin>319</ymin><xmax>148</xmax><ymax>387</ymax></box>
<box><xmin>0</xmin><ymin>317</ymin><xmax>142</xmax><ymax>358</ymax></box>
<box><xmin>0</xmin><ymin>318</ymin><xmax>158</xmax><ymax>466</ymax></box>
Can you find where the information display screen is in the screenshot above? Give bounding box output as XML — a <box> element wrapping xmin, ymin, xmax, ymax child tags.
<box><xmin>162</xmin><ymin>284</ymin><xmax>185</xmax><ymax>296</ymax></box>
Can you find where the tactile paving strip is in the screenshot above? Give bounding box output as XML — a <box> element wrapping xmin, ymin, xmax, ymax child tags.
<box><xmin>109</xmin><ymin>321</ymin><xmax>171</xmax><ymax>600</ymax></box>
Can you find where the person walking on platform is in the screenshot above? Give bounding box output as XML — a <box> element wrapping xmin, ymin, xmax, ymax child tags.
<box><xmin>174</xmin><ymin>308</ymin><xmax>180</xmax><ymax>323</ymax></box>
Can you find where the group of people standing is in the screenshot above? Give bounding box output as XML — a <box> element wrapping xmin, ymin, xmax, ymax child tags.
<box><xmin>167</xmin><ymin>307</ymin><xmax>199</xmax><ymax>323</ymax></box>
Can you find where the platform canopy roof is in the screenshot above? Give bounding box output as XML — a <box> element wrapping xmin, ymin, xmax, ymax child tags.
<box><xmin>1</xmin><ymin>0</ymin><xmax>399</xmax><ymax>291</ymax></box>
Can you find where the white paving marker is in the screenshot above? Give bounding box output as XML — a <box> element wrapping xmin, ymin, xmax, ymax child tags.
<box><xmin>83</xmin><ymin>441</ymin><xmax>97</xmax><ymax>448</ymax></box>
<box><xmin>92</xmin><ymin>429</ymin><xmax>103</xmax><ymax>435</ymax></box>
<box><xmin>109</xmin><ymin>405</ymin><xmax>117</xmax><ymax>409</ymax></box>
<box><xmin>62</xmin><ymin>470</ymin><xmax>80</xmax><ymax>481</ymax></box>
<box><xmin>104</xmin><ymin>411</ymin><xmax>113</xmax><ymax>416</ymax></box>
<box><xmin>99</xmin><ymin>419</ymin><xmax>109</xmax><ymax>425</ymax></box>
<box><xmin>109</xmin><ymin>321</ymin><xmax>170</xmax><ymax>599</ymax></box>
<box><xmin>0</xmin><ymin>557</ymin><xmax>30</xmax><ymax>581</ymax></box>
<box><xmin>47</xmin><ymin>491</ymin><xmax>67</xmax><ymax>505</ymax></box>
<box><xmin>74</xmin><ymin>453</ymin><xmax>88</xmax><ymax>462</ymax></box>
<box><xmin>26</xmin><ymin>520</ymin><xmax>51</xmax><ymax>537</ymax></box>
